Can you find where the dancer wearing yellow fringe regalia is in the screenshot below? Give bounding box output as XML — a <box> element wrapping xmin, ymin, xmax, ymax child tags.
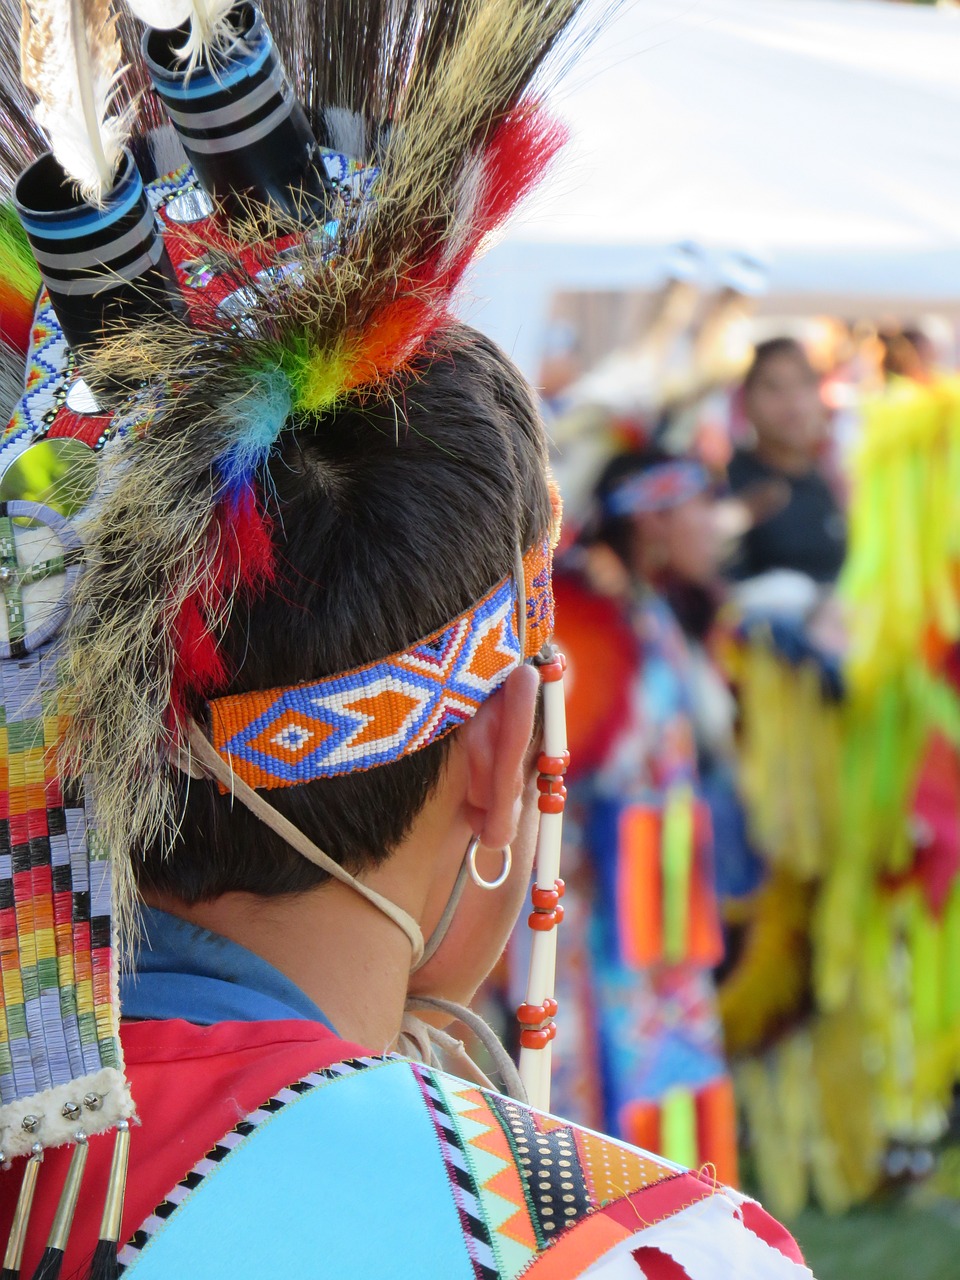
<box><xmin>723</xmin><ymin>370</ymin><xmax>960</xmax><ymax>1216</ymax></box>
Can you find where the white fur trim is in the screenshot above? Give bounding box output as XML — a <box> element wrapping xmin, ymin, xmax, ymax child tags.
<box><xmin>1</xmin><ymin>1067</ymin><xmax>135</xmax><ymax>1161</ymax></box>
<box><xmin>581</xmin><ymin>1192</ymin><xmax>816</xmax><ymax>1280</ymax></box>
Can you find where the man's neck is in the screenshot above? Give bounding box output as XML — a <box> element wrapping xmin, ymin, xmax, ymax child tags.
<box><xmin>145</xmin><ymin>881</ymin><xmax>414</xmax><ymax>1054</ymax></box>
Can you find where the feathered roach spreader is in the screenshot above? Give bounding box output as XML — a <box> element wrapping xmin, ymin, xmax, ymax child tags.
<box><xmin>0</xmin><ymin>2</ymin><xmax>585</xmax><ymax>1276</ymax></box>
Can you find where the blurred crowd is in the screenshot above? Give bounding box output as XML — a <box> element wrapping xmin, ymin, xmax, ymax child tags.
<box><xmin>492</xmin><ymin>302</ymin><xmax>960</xmax><ymax>1220</ymax></box>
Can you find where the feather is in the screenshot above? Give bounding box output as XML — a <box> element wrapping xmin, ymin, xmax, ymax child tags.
<box><xmin>0</xmin><ymin>202</ymin><xmax>38</xmax><ymax>422</ymax></box>
<box><xmin>124</xmin><ymin>0</ymin><xmax>239</xmax><ymax>69</ymax></box>
<box><xmin>0</xmin><ymin>200</ymin><xmax>41</xmax><ymax>357</ymax></box>
<box><xmin>20</xmin><ymin>0</ymin><xmax>132</xmax><ymax>204</ymax></box>
<box><xmin>0</xmin><ymin>197</ymin><xmax>35</xmax><ymax>448</ymax></box>
<box><xmin>0</xmin><ymin>0</ymin><xmax>152</xmax><ymax>195</ymax></box>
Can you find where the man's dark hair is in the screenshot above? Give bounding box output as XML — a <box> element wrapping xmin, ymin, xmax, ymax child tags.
<box><xmin>136</xmin><ymin>325</ymin><xmax>550</xmax><ymax>902</ymax></box>
<box><xmin>881</xmin><ymin>328</ymin><xmax>930</xmax><ymax>380</ymax></box>
<box><xmin>742</xmin><ymin>336</ymin><xmax>815</xmax><ymax>393</ymax></box>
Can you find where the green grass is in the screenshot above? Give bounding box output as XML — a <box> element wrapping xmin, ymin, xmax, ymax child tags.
<box><xmin>788</xmin><ymin>1186</ymin><xmax>960</xmax><ymax>1280</ymax></box>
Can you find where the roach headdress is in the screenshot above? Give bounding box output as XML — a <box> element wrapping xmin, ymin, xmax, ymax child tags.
<box><xmin>0</xmin><ymin>0</ymin><xmax>587</xmax><ymax>1271</ymax></box>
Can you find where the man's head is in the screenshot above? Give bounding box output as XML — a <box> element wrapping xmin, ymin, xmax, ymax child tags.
<box><xmin>136</xmin><ymin>325</ymin><xmax>552</xmax><ymax>907</ymax></box>
<box><xmin>882</xmin><ymin>327</ymin><xmax>936</xmax><ymax>383</ymax></box>
<box><xmin>743</xmin><ymin>337</ymin><xmax>825</xmax><ymax>459</ymax></box>
<box><xmin>593</xmin><ymin>448</ymin><xmax>721</xmax><ymax>589</ymax></box>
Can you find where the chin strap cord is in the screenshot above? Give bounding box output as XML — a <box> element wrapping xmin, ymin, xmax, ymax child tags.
<box><xmin>183</xmin><ymin>721</ymin><xmax>426</xmax><ymax>966</ymax></box>
<box><xmin>410</xmin><ymin>849</ymin><xmax>473</xmax><ymax>973</ymax></box>
<box><xmin>181</xmin><ymin>720</ymin><xmax>528</xmax><ymax>1104</ymax></box>
<box><xmin>401</xmin><ymin>997</ymin><xmax>528</xmax><ymax>1104</ymax></box>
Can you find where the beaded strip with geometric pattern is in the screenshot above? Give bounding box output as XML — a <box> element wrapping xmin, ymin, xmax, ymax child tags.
<box><xmin>0</xmin><ymin>501</ymin><xmax>130</xmax><ymax>1160</ymax></box>
<box><xmin>208</xmin><ymin>538</ymin><xmax>554</xmax><ymax>790</ymax></box>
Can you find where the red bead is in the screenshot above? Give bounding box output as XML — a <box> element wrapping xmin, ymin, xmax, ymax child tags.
<box><xmin>516</xmin><ymin>1002</ymin><xmax>547</xmax><ymax>1027</ymax></box>
<box><xmin>539</xmin><ymin>659</ymin><xmax>565</xmax><ymax>684</ymax></box>
<box><xmin>555</xmin><ymin>878</ymin><xmax>566</xmax><ymax>898</ymax></box>
<box><xmin>538</xmin><ymin>792</ymin><xmax>566</xmax><ymax>814</ymax></box>
<box><xmin>528</xmin><ymin>908</ymin><xmax>559</xmax><ymax>931</ymax></box>
<box><xmin>531</xmin><ymin>885</ymin><xmax>560</xmax><ymax>910</ymax></box>
<box><xmin>555</xmin><ymin>904</ymin><xmax>565</xmax><ymax>924</ymax></box>
<box><xmin>537</xmin><ymin>777</ymin><xmax>567</xmax><ymax>797</ymax></box>
<box><xmin>519</xmin><ymin>1022</ymin><xmax>557</xmax><ymax>1051</ymax></box>
<box><xmin>537</xmin><ymin>752</ymin><xmax>571</xmax><ymax>777</ymax></box>
<box><xmin>543</xmin><ymin>997</ymin><xmax>559</xmax><ymax>1018</ymax></box>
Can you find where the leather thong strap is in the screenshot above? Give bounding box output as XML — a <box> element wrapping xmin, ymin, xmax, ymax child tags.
<box><xmin>185</xmin><ymin>721</ymin><xmax>426</xmax><ymax>965</ymax></box>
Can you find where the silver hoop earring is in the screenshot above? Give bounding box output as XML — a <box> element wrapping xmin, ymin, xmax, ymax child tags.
<box><xmin>467</xmin><ymin>836</ymin><xmax>512</xmax><ymax>890</ymax></box>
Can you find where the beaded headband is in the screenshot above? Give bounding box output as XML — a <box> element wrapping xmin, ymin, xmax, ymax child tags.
<box><xmin>209</xmin><ymin>539</ymin><xmax>555</xmax><ymax>789</ymax></box>
<box><xmin>606</xmin><ymin>460</ymin><xmax>710</xmax><ymax>517</ymax></box>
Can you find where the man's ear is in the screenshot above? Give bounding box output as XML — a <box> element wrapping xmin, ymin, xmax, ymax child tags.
<box><xmin>459</xmin><ymin>663</ymin><xmax>539</xmax><ymax>850</ymax></box>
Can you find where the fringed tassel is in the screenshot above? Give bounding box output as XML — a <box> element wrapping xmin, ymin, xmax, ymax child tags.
<box><xmin>85</xmin><ymin>1121</ymin><xmax>130</xmax><ymax>1280</ymax></box>
<box><xmin>661</xmin><ymin>785</ymin><xmax>695</xmax><ymax>964</ymax></box>
<box><xmin>86</xmin><ymin>1242</ymin><xmax>119</xmax><ymax>1280</ymax></box>
<box><xmin>1</xmin><ymin>1151</ymin><xmax>43</xmax><ymax>1280</ymax></box>
<box><xmin>617</xmin><ymin>805</ymin><xmax>662</xmax><ymax>966</ymax></box>
<box><xmin>30</xmin><ymin>1139</ymin><xmax>88</xmax><ymax>1280</ymax></box>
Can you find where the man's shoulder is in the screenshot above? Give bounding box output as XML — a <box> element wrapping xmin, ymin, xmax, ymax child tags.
<box><xmin>119</xmin><ymin>1053</ymin><xmax>812</xmax><ymax>1278</ymax></box>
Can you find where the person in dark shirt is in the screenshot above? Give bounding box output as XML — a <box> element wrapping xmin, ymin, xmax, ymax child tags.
<box><xmin>727</xmin><ymin>337</ymin><xmax>846</xmax><ymax>584</ymax></box>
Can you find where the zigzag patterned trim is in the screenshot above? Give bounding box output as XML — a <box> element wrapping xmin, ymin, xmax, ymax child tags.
<box><xmin>411</xmin><ymin>1063</ymin><xmax>500</xmax><ymax>1280</ymax></box>
<box><xmin>117</xmin><ymin>1055</ymin><xmax>388</xmax><ymax>1272</ymax></box>
<box><xmin>207</xmin><ymin>539</ymin><xmax>554</xmax><ymax>789</ymax></box>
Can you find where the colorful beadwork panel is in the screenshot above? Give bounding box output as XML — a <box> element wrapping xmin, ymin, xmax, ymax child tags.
<box><xmin>0</xmin><ymin>192</ymin><xmax>144</xmax><ymax>1152</ymax></box>
<box><xmin>208</xmin><ymin>539</ymin><xmax>554</xmax><ymax>789</ymax></box>
<box><xmin>0</xmin><ymin>611</ymin><xmax>124</xmax><ymax>1155</ymax></box>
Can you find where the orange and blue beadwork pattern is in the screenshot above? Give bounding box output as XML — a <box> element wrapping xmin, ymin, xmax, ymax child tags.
<box><xmin>209</xmin><ymin>540</ymin><xmax>555</xmax><ymax>790</ymax></box>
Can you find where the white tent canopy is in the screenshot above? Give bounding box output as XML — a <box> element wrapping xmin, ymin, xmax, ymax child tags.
<box><xmin>465</xmin><ymin>0</ymin><xmax>960</xmax><ymax>377</ymax></box>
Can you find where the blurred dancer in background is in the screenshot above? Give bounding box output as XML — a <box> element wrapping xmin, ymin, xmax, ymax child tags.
<box><xmin>547</xmin><ymin>448</ymin><xmax>741</xmax><ymax>1183</ymax></box>
<box><xmin>727</xmin><ymin>338</ymin><xmax>846</xmax><ymax>590</ymax></box>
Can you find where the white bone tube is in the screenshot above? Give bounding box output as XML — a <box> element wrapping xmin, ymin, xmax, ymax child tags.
<box><xmin>518</xmin><ymin>656</ymin><xmax>568</xmax><ymax>1111</ymax></box>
